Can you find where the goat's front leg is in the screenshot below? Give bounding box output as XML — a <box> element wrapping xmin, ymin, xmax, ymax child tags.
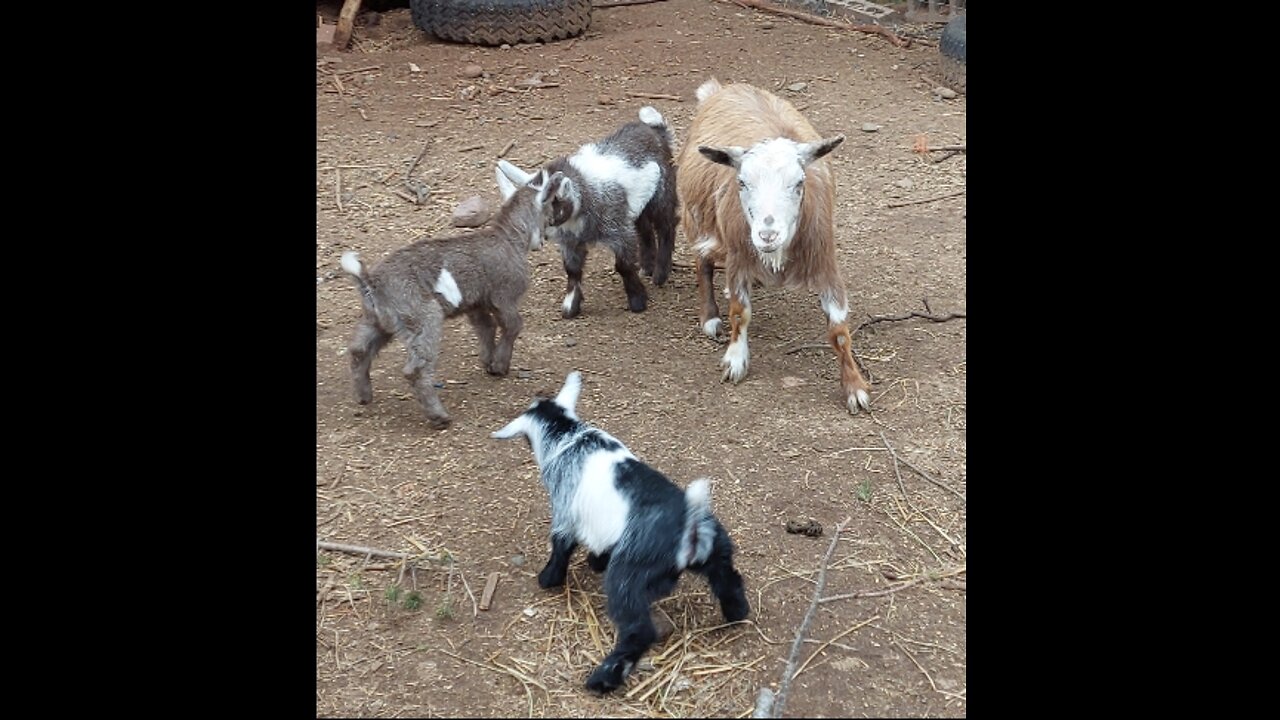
<box><xmin>821</xmin><ymin>289</ymin><xmax>872</xmax><ymax>414</ymax></box>
<box><xmin>538</xmin><ymin>532</ymin><xmax>578</xmax><ymax>589</ymax></box>
<box><xmin>561</xmin><ymin>242</ymin><xmax>589</xmax><ymax>319</ymax></box>
<box><xmin>695</xmin><ymin>253</ymin><xmax>723</xmax><ymax>341</ymax></box>
<box><xmin>488</xmin><ymin>304</ymin><xmax>524</xmax><ymax>376</ymax></box>
<box><xmin>721</xmin><ymin>280</ymin><xmax>751</xmax><ymax>383</ymax></box>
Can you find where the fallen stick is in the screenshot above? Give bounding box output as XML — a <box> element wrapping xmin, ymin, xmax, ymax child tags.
<box><xmin>458</xmin><ymin>143</ymin><xmax>485</xmax><ymax>153</ymax></box>
<box><xmin>406</xmin><ymin>141</ymin><xmax>430</xmax><ymax>182</ymax></box>
<box><xmin>479</xmin><ymin>572</ymin><xmax>500</xmax><ymax>611</ymax></box>
<box><xmin>317</xmin><ymin>540</ymin><xmax>409</xmax><ymax>560</ymax></box>
<box><xmin>717</xmin><ymin>0</ymin><xmax>908</xmax><ymax>48</ymax></box>
<box><xmin>852</xmin><ymin>308</ymin><xmax>965</xmax><ymax>336</ymax></box>
<box><xmin>886</xmin><ymin>189</ymin><xmax>966</xmax><ymax>208</ymax></box>
<box><xmin>334</xmin><ymin>65</ymin><xmax>382</xmax><ymax>76</ymax></box>
<box><xmin>498</xmin><ymin>140</ymin><xmax>516</xmax><ymax>158</ymax></box>
<box><xmin>335</xmin><ymin>168</ymin><xmax>344</xmax><ymax>213</ymax></box>
<box><xmin>625</xmin><ymin>91</ymin><xmax>684</xmax><ymax>102</ymax></box>
<box><xmin>757</xmin><ymin>515</ymin><xmax>851</xmax><ymax>719</ymax></box>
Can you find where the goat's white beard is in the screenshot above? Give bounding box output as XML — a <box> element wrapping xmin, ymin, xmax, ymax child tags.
<box><xmin>755</xmin><ymin>245</ymin><xmax>786</xmax><ymax>273</ymax></box>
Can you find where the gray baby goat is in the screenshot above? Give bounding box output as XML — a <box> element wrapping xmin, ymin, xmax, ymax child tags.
<box><xmin>339</xmin><ymin>162</ymin><xmax>560</xmax><ymax>428</ymax></box>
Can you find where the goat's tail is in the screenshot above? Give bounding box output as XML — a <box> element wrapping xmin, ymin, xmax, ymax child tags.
<box><xmin>695</xmin><ymin>77</ymin><xmax>723</xmax><ymax>104</ymax></box>
<box><xmin>638</xmin><ymin>106</ymin><xmax>674</xmax><ymax>151</ymax></box>
<box><xmin>340</xmin><ymin>251</ymin><xmax>377</xmax><ymax>312</ymax></box>
<box><xmin>678</xmin><ymin>478</ymin><xmax>717</xmax><ymax>570</ymax></box>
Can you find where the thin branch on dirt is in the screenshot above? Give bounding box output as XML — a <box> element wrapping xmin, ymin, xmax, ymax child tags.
<box><xmin>939</xmin><ymin>579</ymin><xmax>966</xmax><ymax>591</ymax></box>
<box><xmin>331</xmin><ymin>74</ymin><xmax>346</xmax><ymax>96</ymax></box>
<box><xmin>894</xmin><ymin>640</ymin><xmax>966</xmax><ymax>702</ymax></box>
<box><xmin>457</xmin><ymin>143</ymin><xmax>486</xmax><ymax>153</ymax></box>
<box><xmin>333</xmin><ymin>65</ymin><xmax>382</xmax><ymax>77</ymax></box>
<box><xmin>756</xmin><ymin>515</ymin><xmax>851</xmax><ymax>719</ymax></box>
<box><xmin>791</xmin><ymin>614</ymin><xmax>880</xmax><ymax>680</ymax></box>
<box><xmin>878</xmin><ymin>433</ymin><xmax>965</xmax><ymax>502</ymax></box>
<box><xmin>625</xmin><ymin>91</ymin><xmax>684</xmax><ymax>102</ymax></box>
<box><xmin>317</xmin><ymin>540</ymin><xmax>410</xmax><ymax>560</ymax></box>
<box><xmin>783</xmin><ymin>343</ymin><xmax>828</xmax><ymax>355</ymax></box>
<box><xmin>852</xmin><ymin>308</ymin><xmax>966</xmax><ymax>337</ymax></box>
<box><xmin>498</xmin><ymin>140</ymin><xmax>516</xmax><ymax>158</ymax></box>
<box><xmin>886</xmin><ymin>189</ymin><xmax>966</xmax><ymax>208</ymax></box>
<box><xmin>818</xmin><ymin>577</ymin><xmax>926</xmax><ymax>603</ymax></box>
<box><xmin>334</xmin><ymin>168</ymin><xmax>344</xmax><ymax>213</ymax></box>
<box><xmin>459</xmin><ymin>568</ymin><xmax>479</xmax><ymax>618</ymax></box>
<box><xmin>881</xmin><ymin>431</ymin><xmax>907</xmax><ymax>498</ymax></box>
<box><xmin>406</xmin><ymin>141</ymin><xmax>430</xmax><ymax>183</ymax></box>
<box><xmin>716</xmin><ymin>0</ymin><xmax>908</xmax><ymax>48</ymax></box>
<box><xmin>594</xmin><ymin>0</ymin><xmax>669</xmax><ymax>7</ymax></box>
<box><xmin>389</xmin><ymin>188</ymin><xmax>420</xmax><ymax>205</ymax></box>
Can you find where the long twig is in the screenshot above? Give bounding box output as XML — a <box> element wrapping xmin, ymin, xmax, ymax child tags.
<box><xmin>886</xmin><ymin>189</ymin><xmax>966</xmax><ymax>208</ymax></box>
<box><xmin>405</xmin><ymin>141</ymin><xmax>430</xmax><ymax>182</ymax></box>
<box><xmin>881</xmin><ymin>431</ymin><xmax>907</xmax><ymax>498</ymax></box>
<box><xmin>716</xmin><ymin>0</ymin><xmax>908</xmax><ymax>47</ymax></box>
<box><xmin>852</xmin><ymin>309</ymin><xmax>966</xmax><ymax>337</ymax></box>
<box><xmin>594</xmin><ymin>0</ymin><xmax>668</xmax><ymax>6</ymax></box>
<box><xmin>625</xmin><ymin>91</ymin><xmax>684</xmax><ymax>102</ymax></box>
<box><xmin>879</xmin><ymin>433</ymin><xmax>966</xmax><ymax>502</ymax></box>
<box><xmin>759</xmin><ymin>516</ymin><xmax>851</xmax><ymax>719</ymax></box>
<box><xmin>317</xmin><ymin>540</ymin><xmax>410</xmax><ymax>560</ymax></box>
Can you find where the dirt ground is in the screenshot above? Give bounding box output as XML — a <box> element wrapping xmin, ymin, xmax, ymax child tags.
<box><xmin>316</xmin><ymin>1</ymin><xmax>966</xmax><ymax>716</ymax></box>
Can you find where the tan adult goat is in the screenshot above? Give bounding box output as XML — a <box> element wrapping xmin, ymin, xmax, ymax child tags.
<box><xmin>676</xmin><ymin>77</ymin><xmax>872</xmax><ymax>414</ymax></box>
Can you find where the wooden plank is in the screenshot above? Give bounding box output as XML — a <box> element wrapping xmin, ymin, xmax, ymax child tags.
<box><xmin>479</xmin><ymin>572</ymin><xmax>500</xmax><ymax>611</ymax></box>
<box><xmin>332</xmin><ymin>0</ymin><xmax>363</xmax><ymax>51</ymax></box>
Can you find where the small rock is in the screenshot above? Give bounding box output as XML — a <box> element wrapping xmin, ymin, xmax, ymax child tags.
<box><xmin>517</xmin><ymin>370</ymin><xmax>532</xmax><ymax>380</ymax></box>
<box><xmin>452</xmin><ymin>195</ymin><xmax>491</xmax><ymax>228</ymax></box>
<box><xmin>787</xmin><ymin>82</ymin><xmax>808</xmax><ymax>92</ymax></box>
<box><xmin>895</xmin><ymin>179</ymin><xmax>914</xmax><ymax>189</ymax></box>
<box><xmin>458</xmin><ymin>84</ymin><xmax>479</xmax><ymax>101</ymax></box>
<box><xmin>781</xmin><ymin>376</ymin><xmax>805</xmax><ymax>388</ymax></box>
<box><xmin>510</xmin><ymin>554</ymin><xmax>525</xmax><ymax>567</ymax></box>
<box><xmin>461</xmin><ymin>64</ymin><xmax>483</xmax><ymax>78</ymax></box>
<box><xmin>409</xmin><ymin>62</ymin><xmax>421</xmax><ymax>73</ymax></box>
<box><xmin>564</xmin><ymin>337</ymin><xmax>577</xmax><ymax>347</ymax></box>
<box><xmin>861</xmin><ymin>123</ymin><xmax>881</xmax><ymax>133</ymax></box>
<box><xmin>761</xmin><ymin>21</ymin><xmax>775</xmax><ymax>29</ymax></box>
<box><xmin>597</xmin><ymin>94</ymin><xmax>614</xmax><ymax>105</ymax></box>
<box><xmin>653</xmin><ymin>613</ymin><xmax>676</xmax><ymax>643</ymax></box>
<box><xmin>935</xmin><ymin>86</ymin><xmax>958</xmax><ymax>99</ymax></box>
<box><xmin>500</xmin><ymin>43</ymin><xmax>511</xmax><ymax>50</ymax></box>
<box><xmin>522</xmin><ymin>607</ymin><xmax>537</xmax><ymax>617</ymax></box>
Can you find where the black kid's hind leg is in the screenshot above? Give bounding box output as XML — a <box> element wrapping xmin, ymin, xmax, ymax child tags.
<box><xmin>538</xmin><ymin>533</ymin><xmax>578</xmax><ymax>589</ymax></box>
<box><xmin>587</xmin><ymin>564</ymin><xmax>670</xmax><ymax>693</ymax></box>
<box><xmin>689</xmin><ymin>521</ymin><xmax>749</xmax><ymax>622</ymax></box>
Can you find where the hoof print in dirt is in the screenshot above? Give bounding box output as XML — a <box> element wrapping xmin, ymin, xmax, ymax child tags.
<box><xmin>785</xmin><ymin>519</ymin><xmax>824</xmax><ymax>537</ymax></box>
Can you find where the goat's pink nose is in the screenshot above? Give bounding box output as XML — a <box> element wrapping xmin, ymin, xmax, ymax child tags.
<box><xmin>758</xmin><ymin>229</ymin><xmax>779</xmax><ymax>243</ymax></box>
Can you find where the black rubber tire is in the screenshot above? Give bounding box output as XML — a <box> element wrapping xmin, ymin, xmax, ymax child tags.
<box><xmin>939</xmin><ymin>13</ymin><xmax>966</xmax><ymax>94</ymax></box>
<box><xmin>412</xmin><ymin>0</ymin><xmax>592</xmax><ymax>46</ymax></box>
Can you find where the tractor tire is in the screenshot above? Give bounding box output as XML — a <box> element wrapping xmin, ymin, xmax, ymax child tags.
<box><xmin>939</xmin><ymin>13</ymin><xmax>966</xmax><ymax>94</ymax></box>
<box><xmin>411</xmin><ymin>0</ymin><xmax>592</xmax><ymax>46</ymax></box>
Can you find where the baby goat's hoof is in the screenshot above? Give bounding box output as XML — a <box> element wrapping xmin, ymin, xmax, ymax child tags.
<box><xmin>537</xmin><ymin>566</ymin><xmax>566</xmax><ymax>589</ymax></box>
<box><xmin>846</xmin><ymin>388</ymin><xmax>871</xmax><ymax>415</ymax></box>
<box><xmin>627</xmin><ymin>294</ymin><xmax>648</xmax><ymax>313</ymax></box>
<box><xmin>487</xmin><ymin>362</ymin><xmax>511</xmax><ymax>377</ymax></box>
<box><xmin>427</xmin><ymin>415</ymin><xmax>452</xmax><ymax>430</ymax></box>
<box><xmin>586</xmin><ymin>660</ymin><xmax>632</xmax><ymax>694</ymax></box>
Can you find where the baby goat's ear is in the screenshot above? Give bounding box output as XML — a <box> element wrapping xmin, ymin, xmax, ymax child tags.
<box><xmin>555</xmin><ymin>371</ymin><xmax>583</xmax><ymax>414</ymax></box>
<box><xmin>491</xmin><ymin>414</ymin><xmax>531</xmax><ymax>440</ymax></box>
<box><xmin>496</xmin><ymin>160</ymin><xmax>532</xmax><ymax>200</ymax></box>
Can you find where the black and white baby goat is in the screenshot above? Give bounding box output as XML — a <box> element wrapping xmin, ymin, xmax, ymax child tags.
<box><xmin>492</xmin><ymin>371</ymin><xmax>749</xmax><ymax>693</ymax></box>
<box><xmin>496</xmin><ymin>106</ymin><xmax>679</xmax><ymax>318</ymax></box>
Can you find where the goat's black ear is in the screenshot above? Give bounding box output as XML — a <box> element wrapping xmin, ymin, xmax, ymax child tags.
<box><xmin>699</xmin><ymin>145</ymin><xmax>745</xmax><ymax>169</ymax></box>
<box><xmin>798</xmin><ymin>135</ymin><xmax>845</xmax><ymax>165</ymax></box>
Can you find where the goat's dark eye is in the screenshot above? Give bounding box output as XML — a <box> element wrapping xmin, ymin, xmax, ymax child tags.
<box><xmin>738</xmin><ymin>179</ymin><xmax>747</xmax><ymax>191</ymax></box>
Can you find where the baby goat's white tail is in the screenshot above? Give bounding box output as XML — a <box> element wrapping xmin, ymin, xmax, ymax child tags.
<box><xmin>677</xmin><ymin>479</ymin><xmax>716</xmax><ymax>570</ymax></box>
<box><xmin>695</xmin><ymin>78</ymin><xmax>723</xmax><ymax>104</ymax></box>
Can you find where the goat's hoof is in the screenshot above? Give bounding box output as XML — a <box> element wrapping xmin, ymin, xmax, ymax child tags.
<box><xmin>721</xmin><ymin>594</ymin><xmax>750</xmax><ymax>623</ymax></box>
<box><xmin>585</xmin><ymin>661</ymin><xmax>631</xmax><ymax>694</ymax></box>
<box><xmin>487</xmin><ymin>363</ymin><xmax>510</xmax><ymax>377</ymax></box>
<box><xmin>627</xmin><ymin>295</ymin><xmax>647</xmax><ymax>313</ymax></box>
<box><xmin>537</xmin><ymin>568</ymin><xmax>566</xmax><ymax>589</ymax></box>
<box><xmin>846</xmin><ymin>388</ymin><xmax>871</xmax><ymax>415</ymax></box>
<box><xmin>651</xmin><ymin>269</ymin><xmax>669</xmax><ymax>287</ymax></box>
<box><xmin>702</xmin><ymin>318</ymin><xmax>726</xmax><ymax>344</ymax></box>
<box><xmin>427</xmin><ymin>416</ymin><xmax>452</xmax><ymax>430</ymax></box>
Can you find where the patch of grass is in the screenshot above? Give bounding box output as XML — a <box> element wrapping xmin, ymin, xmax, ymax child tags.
<box><xmin>385</xmin><ymin>585</ymin><xmax>403</xmax><ymax>604</ymax></box>
<box><xmin>317</xmin><ymin>554</ymin><xmax>331</xmax><ymax>566</ymax></box>
<box><xmin>434</xmin><ymin>596</ymin><xmax>454</xmax><ymax>620</ymax></box>
<box><xmin>856</xmin><ymin>479</ymin><xmax>873</xmax><ymax>503</ymax></box>
<box><xmin>347</xmin><ymin>573</ymin><xmax>365</xmax><ymax>590</ymax></box>
<box><xmin>403</xmin><ymin>591</ymin><xmax>424</xmax><ymax>611</ymax></box>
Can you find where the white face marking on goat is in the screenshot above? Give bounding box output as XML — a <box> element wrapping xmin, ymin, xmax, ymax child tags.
<box><xmin>573</xmin><ymin>448</ymin><xmax>634</xmax><ymax>553</ymax></box>
<box><xmin>699</xmin><ymin>135</ymin><xmax>844</xmax><ymax>263</ymax></box>
<box><xmin>568</xmin><ymin>144</ymin><xmax>660</xmax><ymax>219</ymax></box>
<box><xmin>433</xmin><ymin>268</ymin><xmax>463</xmax><ymax>308</ymax></box>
